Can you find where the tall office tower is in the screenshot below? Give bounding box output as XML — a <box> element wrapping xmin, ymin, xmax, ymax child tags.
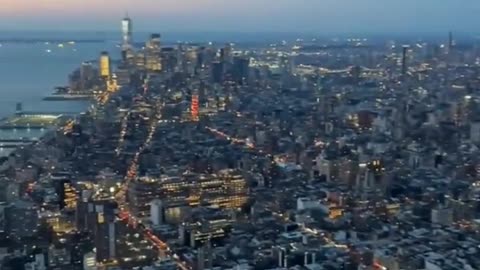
<box><xmin>94</xmin><ymin>204</ymin><xmax>118</xmax><ymax>263</ymax></box>
<box><xmin>150</xmin><ymin>199</ymin><xmax>165</xmax><ymax>226</ymax></box>
<box><xmin>220</xmin><ymin>43</ymin><xmax>233</xmax><ymax>63</ymax></box>
<box><xmin>115</xmin><ymin>64</ymin><xmax>131</xmax><ymax>87</ymax></box>
<box><xmin>99</xmin><ymin>51</ymin><xmax>111</xmax><ymax>79</ymax></box>
<box><xmin>211</xmin><ymin>61</ymin><xmax>224</xmax><ymax>84</ymax></box>
<box><xmin>15</xmin><ymin>102</ymin><xmax>23</xmax><ymax>114</ymax></box>
<box><xmin>145</xmin><ymin>33</ymin><xmax>162</xmax><ymax>72</ymax></box>
<box><xmin>160</xmin><ymin>47</ymin><xmax>177</xmax><ymax>72</ymax></box>
<box><xmin>232</xmin><ymin>56</ymin><xmax>250</xmax><ymax>84</ymax></box>
<box><xmin>196</xmin><ymin>46</ymin><xmax>206</xmax><ymax>71</ymax></box>
<box><xmin>191</xmin><ymin>91</ymin><xmax>200</xmax><ymax>121</ymax></box>
<box><xmin>448</xmin><ymin>31</ymin><xmax>454</xmax><ymax>53</ymax></box>
<box><xmin>79</xmin><ymin>61</ymin><xmax>95</xmax><ymax>90</ymax></box>
<box><xmin>121</xmin><ymin>15</ymin><xmax>133</xmax><ymax>48</ymax></box>
<box><xmin>75</xmin><ymin>201</ymin><xmax>89</xmax><ymax>232</ymax></box>
<box><xmin>121</xmin><ymin>16</ymin><xmax>134</xmax><ymax>65</ymax></box>
<box><xmin>401</xmin><ymin>45</ymin><xmax>409</xmax><ymax>76</ymax></box>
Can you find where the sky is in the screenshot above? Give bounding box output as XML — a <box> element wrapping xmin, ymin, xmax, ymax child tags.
<box><xmin>1</xmin><ymin>0</ymin><xmax>480</xmax><ymax>34</ymax></box>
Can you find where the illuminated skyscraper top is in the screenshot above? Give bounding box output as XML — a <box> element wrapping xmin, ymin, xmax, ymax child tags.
<box><xmin>121</xmin><ymin>14</ymin><xmax>132</xmax><ymax>48</ymax></box>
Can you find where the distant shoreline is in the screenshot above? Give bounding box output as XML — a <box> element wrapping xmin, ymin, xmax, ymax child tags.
<box><xmin>0</xmin><ymin>39</ymin><xmax>105</xmax><ymax>44</ymax></box>
<box><xmin>0</xmin><ymin>31</ymin><xmax>477</xmax><ymax>44</ymax></box>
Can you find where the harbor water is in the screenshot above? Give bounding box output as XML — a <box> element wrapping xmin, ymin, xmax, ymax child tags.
<box><xmin>0</xmin><ymin>32</ymin><xmax>119</xmax><ymax>155</ymax></box>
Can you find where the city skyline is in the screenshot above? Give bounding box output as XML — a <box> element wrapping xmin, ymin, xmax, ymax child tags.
<box><xmin>1</xmin><ymin>0</ymin><xmax>480</xmax><ymax>33</ymax></box>
<box><xmin>3</xmin><ymin>1</ymin><xmax>480</xmax><ymax>270</ymax></box>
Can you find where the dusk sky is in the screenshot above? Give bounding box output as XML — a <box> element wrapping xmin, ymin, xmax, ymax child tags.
<box><xmin>1</xmin><ymin>0</ymin><xmax>479</xmax><ymax>33</ymax></box>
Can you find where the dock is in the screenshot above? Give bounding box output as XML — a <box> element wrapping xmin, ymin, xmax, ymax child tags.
<box><xmin>43</xmin><ymin>94</ymin><xmax>93</xmax><ymax>101</ymax></box>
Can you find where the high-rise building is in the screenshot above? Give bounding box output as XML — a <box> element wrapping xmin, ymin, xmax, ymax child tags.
<box><xmin>15</xmin><ymin>102</ymin><xmax>23</xmax><ymax>114</ymax></box>
<box><xmin>232</xmin><ymin>56</ymin><xmax>250</xmax><ymax>83</ymax></box>
<box><xmin>115</xmin><ymin>64</ymin><xmax>131</xmax><ymax>87</ymax></box>
<box><xmin>79</xmin><ymin>61</ymin><xmax>95</xmax><ymax>90</ymax></box>
<box><xmin>220</xmin><ymin>43</ymin><xmax>233</xmax><ymax>63</ymax></box>
<box><xmin>401</xmin><ymin>45</ymin><xmax>409</xmax><ymax>76</ymax></box>
<box><xmin>150</xmin><ymin>199</ymin><xmax>165</xmax><ymax>226</ymax></box>
<box><xmin>83</xmin><ymin>252</ymin><xmax>96</xmax><ymax>270</ymax></box>
<box><xmin>51</xmin><ymin>173</ymin><xmax>77</xmax><ymax>210</ymax></box>
<box><xmin>121</xmin><ymin>15</ymin><xmax>133</xmax><ymax>48</ymax></box>
<box><xmin>135</xmin><ymin>51</ymin><xmax>146</xmax><ymax>70</ymax></box>
<box><xmin>99</xmin><ymin>51</ymin><xmax>111</xmax><ymax>79</ymax></box>
<box><xmin>161</xmin><ymin>47</ymin><xmax>178</xmax><ymax>72</ymax></box>
<box><xmin>191</xmin><ymin>91</ymin><xmax>200</xmax><ymax>121</ymax></box>
<box><xmin>448</xmin><ymin>31</ymin><xmax>454</xmax><ymax>54</ymax></box>
<box><xmin>211</xmin><ymin>61</ymin><xmax>224</xmax><ymax>84</ymax></box>
<box><xmin>94</xmin><ymin>203</ymin><xmax>118</xmax><ymax>263</ymax></box>
<box><xmin>145</xmin><ymin>33</ymin><xmax>162</xmax><ymax>72</ymax></box>
<box><xmin>76</xmin><ymin>197</ymin><xmax>117</xmax><ymax>241</ymax></box>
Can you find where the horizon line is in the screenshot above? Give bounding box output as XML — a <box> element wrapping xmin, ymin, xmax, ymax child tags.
<box><xmin>0</xmin><ymin>29</ymin><xmax>477</xmax><ymax>36</ymax></box>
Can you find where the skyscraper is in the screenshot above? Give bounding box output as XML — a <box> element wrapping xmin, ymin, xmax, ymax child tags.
<box><xmin>94</xmin><ymin>203</ymin><xmax>118</xmax><ymax>263</ymax></box>
<box><xmin>145</xmin><ymin>33</ymin><xmax>162</xmax><ymax>72</ymax></box>
<box><xmin>150</xmin><ymin>199</ymin><xmax>165</xmax><ymax>226</ymax></box>
<box><xmin>401</xmin><ymin>45</ymin><xmax>409</xmax><ymax>76</ymax></box>
<box><xmin>448</xmin><ymin>31</ymin><xmax>454</xmax><ymax>54</ymax></box>
<box><xmin>99</xmin><ymin>51</ymin><xmax>111</xmax><ymax>79</ymax></box>
<box><xmin>232</xmin><ymin>56</ymin><xmax>250</xmax><ymax>84</ymax></box>
<box><xmin>79</xmin><ymin>61</ymin><xmax>95</xmax><ymax>90</ymax></box>
<box><xmin>121</xmin><ymin>15</ymin><xmax>133</xmax><ymax>49</ymax></box>
<box><xmin>211</xmin><ymin>61</ymin><xmax>224</xmax><ymax>84</ymax></box>
<box><xmin>191</xmin><ymin>90</ymin><xmax>200</xmax><ymax>121</ymax></box>
<box><xmin>220</xmin><ymin>43</ymin><xmax>233</xmax><ymax>63</ymax></box>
